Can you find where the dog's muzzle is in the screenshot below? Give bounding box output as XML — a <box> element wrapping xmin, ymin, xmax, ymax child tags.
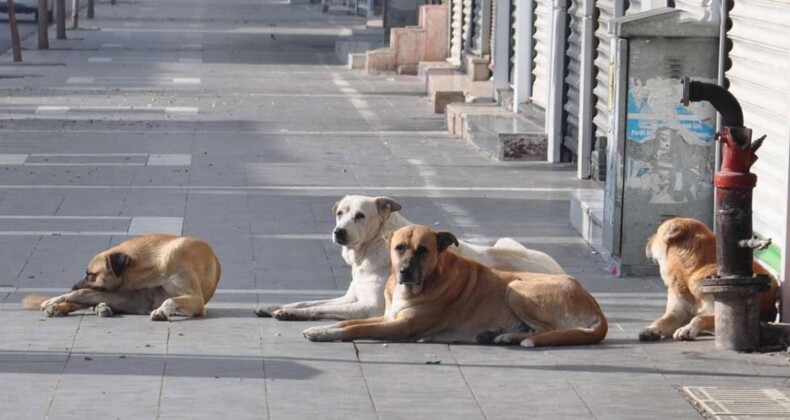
<box><xmin>397</xmin><ymin>265</ymin><xmax>421</xmax><ymax>285</ymax></box>
<box><xmin>72</xmin><ymin>279</ymin><xmax>106</xmax><ymax>292</ymax></box>
<box><xmin>333</xmin><ymin>228</ymin><xmax>348</xmax><ymax>245</ymax></box>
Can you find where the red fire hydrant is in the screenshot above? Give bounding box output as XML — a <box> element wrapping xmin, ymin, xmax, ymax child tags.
<box><xmin>681</xmin><ymin>77</ymin><xmax>771</xmax><ymax>352</ymax></box>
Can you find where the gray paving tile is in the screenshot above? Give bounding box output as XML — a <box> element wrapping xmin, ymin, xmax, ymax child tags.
<box><xmin>0</xmin><ymin>154</ymin><xmax>28</xmax><ymax>164</ymax></box>
<box><xmin>18</xmin><ymin>236</ymin><xmax>114</xmax><ymax>288</ymax></box>
<box><xmin>0</xmin><ymin>363</ymin><xmax>63</xmax><ymax>420</ymax></box>
<box><xmin>121</xmin><ymin>189</ymin><xmax>187</xmax><ymax>217</ymax></box>
<box><xmin>0</xmin><ymin>0</ymin><xmax>785</xmax><ymax>418</ymax></box>
<box><xmin>147</xmin><ymin>154</ymin><xmax>192</xmax><ymax>166</ymax></box>
<box><xmin>127</xmin><ymin>216</ymin><xmax>183</xmax><ymax>235</ymax></box>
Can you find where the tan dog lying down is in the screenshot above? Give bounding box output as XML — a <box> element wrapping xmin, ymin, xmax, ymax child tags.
<box><xmin>256</xmin><ymin>195</ymin><xmax>565</xmax><ymax>321</ymax></box>
<box><xmin>303</xmin><ymin>225</ymin><xmax>607</xmax><ymax>347</ymax></box>
<box><xmin>23</xmin><ymin>234</ymin><xmax>221</xmax><ymax>321</ymax></box>
<box><xmin>641</xmin><ymin>217</ymin><xmax>779</xmax><ymax>341</ymax></box>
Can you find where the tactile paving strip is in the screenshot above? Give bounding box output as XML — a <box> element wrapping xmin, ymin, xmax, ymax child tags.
<box><xmin>683</xmin><ymin>387</ymin><xmax>790</xmax><ymax>419</ymax></box>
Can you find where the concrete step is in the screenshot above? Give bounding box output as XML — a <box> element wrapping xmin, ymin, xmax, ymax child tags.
<box><xmin>570</xmin><ymin>188</ymin><xmax>607</xmax><ymax>257</ymax></box>
<box><xmin>444</xmin><ymin>103</ymin><xmax>510</xmax><ymax>137</ymax></box>
<box><xmin>418</xmin><ymin>60</ymin><xmax>457</xmax><ymax>86</ymax></box>
<box><xmin>426</xmin><ymin>71</ymin><xmax>492</xmax><ymax>114</ymax></box>
<box><xmin>365</xmin><ymin>4</ymin><xmax>448</xmax><ymax>73</ymax></box>
<box><xmin>348</xmin><ymin>53</ymin><xmax>366</xmax><ymax>69</ymax></box>
<box><xmin>517</xmin><ymin>101</ymin><xmax>547</xmax><ymax>127</ymax></box>
<box><xmin>464</xmin><ymin>114</ymin><xmax>546</xmax><ymax>161</ymax></box>
<box><xmin>335</xmin><ymin>39</ymin><xmax>386</xmax><ymax>65</ymax></box>
<box><xmin>334</xmin><ymin>25</ymin><xmax>386</xmax><ymax>65</ymax></box>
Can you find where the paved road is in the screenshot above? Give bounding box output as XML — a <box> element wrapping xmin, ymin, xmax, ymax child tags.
<box><xmin>0</xmin><ymin>0</ymin><xmax>80</xmax><ymax>56</ymax></box>
<box><xmin>0</xmin><ymin>0</ymin><xmax>787</xmax><ymax>419</ymax></box>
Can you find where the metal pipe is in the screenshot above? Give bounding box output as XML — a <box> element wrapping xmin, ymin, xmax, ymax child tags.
<box><xmin>714</xmin><ymin>0</ymin><xmax>732</xmax><ymax>233</ymax></box>
<box><xmin>682</xmin><ymin>78</ymin><xmax>771</xmax><ymax>352</ymax></box>
<box><xmin>681</xmin><ymin>76</ymin><xmax>743</xmax><ymax>129</ymax></box>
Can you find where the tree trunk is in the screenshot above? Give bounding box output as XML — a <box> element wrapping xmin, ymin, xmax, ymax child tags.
<box><xmin>56</xmin><ymin>0</ymin><xmax>65</xmax><ymax>39</ymax></box>
<box><xmin>37</xmin><ymin>0</ymin><xmax>49</xmax><ymax>49</ymax></box>
<box><xmin>70</xmin><ymin>0</ymin><xmax>78</xmax><ymax>29</ymax></box>
<box><xmin>87</xmin><ymin>0</ymin><xmax>93</xmax><ymax>18</ymax></box>
<box><xmin>6</xmin><ymin>0</ymin><xmax>22</xmax><ymax>62</ymax></box>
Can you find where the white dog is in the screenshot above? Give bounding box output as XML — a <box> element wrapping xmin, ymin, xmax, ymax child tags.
<box><xmin>255</xmin><ymin>195</ymin><xmax>564</xmax><ymax>321</ymax></box>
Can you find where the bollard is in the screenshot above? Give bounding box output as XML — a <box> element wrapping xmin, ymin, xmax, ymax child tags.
<box><xmin>681</xmin><ymin>77</ymin><xmax>771</xmax><ymax>352</ymax></box>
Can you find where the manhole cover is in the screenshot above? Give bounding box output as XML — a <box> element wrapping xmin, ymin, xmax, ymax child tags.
<box><xmin>684</xmin><ymin>387</ymin><xmax>790</xmax><ymax>419</ymax></box>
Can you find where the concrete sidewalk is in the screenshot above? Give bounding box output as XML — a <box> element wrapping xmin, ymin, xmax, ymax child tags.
<box><xmin>0</xmin><ymin>0</ymin><xmax>787</xmax><ymax>419</ymax></box>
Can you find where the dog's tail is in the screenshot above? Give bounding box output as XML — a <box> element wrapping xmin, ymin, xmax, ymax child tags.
<box><xmin>526</xmin><ymin>315</ymin><xmax>608</xmax><ymax>348</ymax></box>
<box><xmin>21</xmin><ymin>294</ymin><xmax>50</xmax><ymax>310</ymax></box>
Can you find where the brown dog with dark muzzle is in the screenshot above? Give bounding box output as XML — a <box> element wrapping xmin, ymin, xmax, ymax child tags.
<box><xmin>641</xmin><ymin>217</ymin><xmax>779</xmax><ymax>341</ymax></box>
<box><xmin>302</xmin><ymin>225</ymin><xmax>607</xmax><ymax>347</ymax></box>
<box><xmin>22</xmin><ymin>234</ymin><xmax>221</xmax><ymax>321</ymax></box>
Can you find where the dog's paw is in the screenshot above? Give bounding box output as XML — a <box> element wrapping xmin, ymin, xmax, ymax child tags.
<box><xmin>254</xmin><ymin>305</ymin><xmax>280</xmax><ymax>318</ymax></box>
<box><xmin>149</xmin><ymin>308</ymin><xmax>170</xmax><ymax>321</ymax></box>
<box><xmin>520</xmin><ymin>339</ymin><xmax>536</xmax><ymax>348</ymax></box>
<box><xmin>638</xmin><ymin>327</ymin><xmax>663</xmax><ymax>342</ymax></box>
<box><xmin>272</xmin><ymin>309</ymin><xmax>310</xmax><ymax>321</ymax></box>
<box><xmin>493</xmin><ymin>333</ymin><xmax>521</xmax><ymax>345</ymax></box>
<box><xmin>302</xmin><ymin>326</ymin><xmax>339</xmax><ymax>342</ymax></box>
<box><xmin>94</xmin><ymin>303</ymin><xmax>113</xmax><ymax>318</ymax></box>
<box><xmin>40</xmin><ymin>296</ymin><xmax>65</xmax><ymax>310</ymax></box>
<box><xmin>673</xmin><ymin>325</ymin><xmax>697</xmax><ymax>341</ymax></box>
<box><xmin>43</xmin><ymin>304</ymin><xmax>66</xmax><ymax>317</ymax></box>
<box><xmin>475</xmin><ymin>328</ymin><xmax>507</xmax><ymax>344</ymax></box>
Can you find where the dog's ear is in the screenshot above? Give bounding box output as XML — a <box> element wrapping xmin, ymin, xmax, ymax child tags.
<box><xmin>107</xmin><ymin>252</ymin><xmax>130</xmax><ymax>278</ymax></box>
<box><xmin>645</xmin><ymin>234</ymin><xmax>655</xmax><ymax>259</ymax></box>
<box><xmin>664</xmin><ymin>223</ymin><xmax>687</xmax><ymax>244</ymax></box>
<box><xmin>375</xmin><ymin>197</ymin><xmax>402</xmax><ymax>215</ymax></box>
<box><xmin>382</xmin><ymin>230</ymin><xmax>394</xmax><ymax>247</ymax></box>
<box><xmin>436</xmin><ymin>231</ymin><xmax>459</xmax><ymax>253</ymax></box>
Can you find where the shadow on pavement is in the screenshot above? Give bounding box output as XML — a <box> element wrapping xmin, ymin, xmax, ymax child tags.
<box><xmin>0</xmin><ymin>348</ymin><xmax>783</xmax><ymax>380</ymax></box>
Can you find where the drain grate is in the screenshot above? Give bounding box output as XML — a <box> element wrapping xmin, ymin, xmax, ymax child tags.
<box><xmin>684</xmin><ymin>387</ymin><xmax>790</xmax><ymax>419</ymax></box>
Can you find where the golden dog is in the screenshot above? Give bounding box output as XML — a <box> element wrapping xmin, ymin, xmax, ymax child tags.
<box><xmin>303</xmin><ymin>225</ymin><xmax>607</xmax><ymax>347</ymax></box>
<box><xmin>641</xmin><ymin>217</ymin><xmax>779</xmax><ymax>341</ymax></box>
<box><xmin>22</xmin><ymin>234</ymin><xmax>221</xmax><ymax>321</ymax></box>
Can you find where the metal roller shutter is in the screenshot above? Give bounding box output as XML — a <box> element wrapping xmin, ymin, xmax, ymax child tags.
<box><xmin>727</xmin><ymin>0</ymin><xmax>790</xmax><ymax>258</ymax></box>
<box><xmin>508</xmin><ymin>0</ymin><xmax>517</xmax><ymax>83</ymax></box>
<box><xmin>563</xmin><ymin>0</ymin><xmax>583</xmax><ymax>154</ymax></box>
<box><xmin>462</xmin><ymin>0</ymin><xmax>473</xmax><ymax>54</ymax></box>
<box><xmin>470</xmin><ymin>0</ymin><xmax>483</xmax><ymax>54</ymax></box>
<box><xmin>531</xmin><ymin>0</ymin><xmax>551</xmax><ymax>110</ymax></box>
<box><xmin>592</xmin><ymin>0</ymin><xmax>615</xmax><ymax>139</ymax></box>
<box><xmin>449</xmin><ymin>0</ymin><xmax>464</xmax><ymax>64</ymax></box>
<box><xmin>672</xmin><ymin>0</ymin><xmax>712</xmax><ymax>20</ymax></box>
<box><xmin>469</xmin><ymin>0</ymin><xmax>492</xmax><ymax>56</ymax></box>
<box><xmin>488</xmin><ymin>0</ymin><xmax>496</xmax><ymax>59</ymax></box>
<box><xmin>626</xmin><ymin>0</ymin><xmax>642</xmax><ymax>13</ymax></box>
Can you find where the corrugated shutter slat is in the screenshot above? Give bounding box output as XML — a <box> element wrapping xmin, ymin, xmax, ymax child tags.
<box><xmin>531</xmin><ymin>0</ymin><xmax>552</xmax><ymax>110</ymax></box>
<box><xmin>508</xmin><ymin>0</ymin><xmax>517</xmax><ymax>83</ymax></box>
<box><xmin>592</xmin><ymin>1</ymin><xmax>615</xmax><ymax>139</ymax></box>
<box><xmin>727</xmin><ymin>0</ymin><xmax>790</xmax><ymax>247</ymax></box>
<box><xmin>563</xmin><ymin>0</ymin><xmax>584</xmax><ymax>154</ymax></box>
<box><xmin>450</xmin><ymin>0</ymin><xmax>464</xmax><ymax>64</ymax></box>
<box><xmin>673</xmin><ymin>0</ymin><xmax>712</xmax><ymax>20</ymax></box>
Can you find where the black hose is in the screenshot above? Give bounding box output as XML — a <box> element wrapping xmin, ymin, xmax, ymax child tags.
<box><xmin>681</xmin><ymin>76</ymin><xmax>744</xmax><ymax>128</ymax></box>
